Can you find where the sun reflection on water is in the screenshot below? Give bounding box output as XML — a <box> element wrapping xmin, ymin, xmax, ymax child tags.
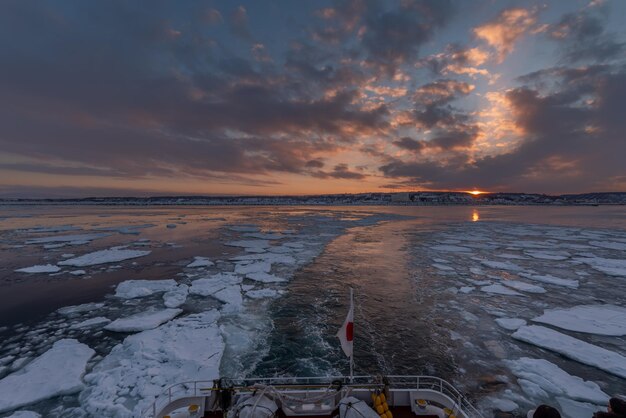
<box><xmin>472</xmin><ymin>210</ymin><xmax>480</xmax><ymax>222</ymax></box>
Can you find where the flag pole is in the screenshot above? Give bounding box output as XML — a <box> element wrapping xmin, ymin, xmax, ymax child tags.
<box><xmin>349</xmin><ymin>287</ymin><xmax>354</xmax><ymax>382</ymax></box>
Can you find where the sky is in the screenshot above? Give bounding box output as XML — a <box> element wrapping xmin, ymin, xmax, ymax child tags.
<box><xmin>1</xmin><ymin>0</ymin><xmax>625</xmax><ymax>197</ymax></box>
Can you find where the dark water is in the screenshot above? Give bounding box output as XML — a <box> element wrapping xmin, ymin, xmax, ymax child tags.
<box><xmin>1</xmin><ymin>204</ymin><xmax>625</xmax><ymax>415</ymax></box>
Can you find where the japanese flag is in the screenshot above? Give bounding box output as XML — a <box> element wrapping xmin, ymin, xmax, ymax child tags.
<box><xmin>336</xmin><ymin>288</ymin><xmax>354</xmax><ymax>358</ymax></box>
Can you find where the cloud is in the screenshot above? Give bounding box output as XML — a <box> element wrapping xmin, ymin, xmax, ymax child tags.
<box><xmin>362</xmin><ymin>0</ymin><xmax>455</xmax><ymax>75</ymax></box>
<box><xmin>230</xmin><ymin>5</ymin><xmax>252</xmax><ymax>40</ymax></box>
<box><xmin>473</xmin><ymin>8</ymin><xmax>539</xmax><ymax>62</ymax></box>
<box><xmin>419</xmin><ymin>44</ymin><xmax>490</xmax><ymax>78</ymax></box>
<box><xmin>380</xmin><ymin>62</ymin><xmax>626</xmax><ymax>193</ymax></box>
<box><xmin>312</xmin><ymin>163</ymin><xmax>366</xmax><ymax>179</ymax></box>
<box><xmin>393</xmin><ymin>137</ymin><xmax>424</xmax><ymax>152</ymax></box>
<box><xmin>547</xmin><ymin>4</ymin><xmax>624</xmax><ymax>63</ymax></box>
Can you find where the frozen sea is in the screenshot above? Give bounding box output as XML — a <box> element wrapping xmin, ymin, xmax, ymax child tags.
<box><xmin>0</xmin><ymin>205</ymin><xmax>625</xmax><ymax>417</ymax></box>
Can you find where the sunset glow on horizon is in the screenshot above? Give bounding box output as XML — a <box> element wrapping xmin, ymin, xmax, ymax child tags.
<box><xmin>1</xmin><ymin>0</ymin><xmax>625</xmax><ymax>198</ymax></box>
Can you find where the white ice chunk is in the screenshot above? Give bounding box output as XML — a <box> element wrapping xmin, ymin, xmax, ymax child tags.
<box><xmin>501</xmin><ymin>280</ymin><xmax>546</xmax><ymax>294</ymax></box>
<box><xmin>25</xmin><ymin>233</ymin><xmax>110</xmax><ymax>244</ymax></box>
<box><xmin>57</xmin><ymin>302</ymin><xmax>104</xmax><ymax>316</ymax></box>
<box><xmin>459</xmin><ymin>286</ymin><xmax>474</xmax><ymax>294</ymax></box>
<box><xmin>556</xmin><ymin>397</ymin><xmax>604</xmax><ymax>418</ymax></box>
<box><xmin>213</xmin><ymin>286</ymin><xmax>243</xmax><ymax>310</ymax></box>
<box><xmin>480</xmin><ymin>284</ymin><xmax>524</xmax><ymax>296</ymax></box>
<box><xmin>189</xmin><ymin>273</ymin><xmax>242</xmax><ymax>297</ymax></box>
<box><xmin>69</xmin><ymin>270</ymin><xmax>86</xmax><ymax>276</ymax></box>
<box><xmin>486</xmin><ymin>398</ymin><xmax>518</xmax><ymax>412</ymax></box>
<box><xmin>245</xmin><ymin>272</ymin><xmax>286</xmax><ymax>283</ymax></box>
<box><xmin>533</xmin><ymin>305</ymin><xmax>626</xmax><ymax>336</ymax></box>
<box><xmin>163</xmin><ymin>285</ymin><xmax>189</xmax><ymax>308</ymax></box>
<box><xmin>0</xmin><ymin>339</ymin><xmax>94</xmax><ymax>413</ymax></box>
<box><xmin>518</xmin><ymin>272</ymin><xmax>579</xmax><ymax>289</ymax></box>
<box><xmin>114</xmin><ymin>279</ymin><xmax>178</xmax><ymax>299</ymax></box>
<box><xmin>495</xmin><ymin>318</ymin><xmax>526</xmax><ymax>330</ymax></box>
<box><xmin>506</xmin><ymin>357</ymin><xmax>609</xmax><ymax>404</ymax></box>
<box><xmin>70</xmin><ymin>317</ymin><xmax>111</xmax><ymax>330</ymax></box>
<box><xmin>104</xmin><ymin>309</ymin><xmax>182</xmax><ymax>333</ymax></box>
<box><xmin>58</xmin><ymin>249</ymin><xmax>150</xmax><ymax>267</ymax></box>
<box><xmin>576</xmin><ymin>257</ymin><xmax>626</xmax><ymax>277</ymax></box>
<box><xmin>480</xmin><ymin>260</ymin><xmax>523</xmax><ymax>271</ymax></box>
<box><xmin>589</xmin><ymin>240</ymin><xmax>626</xmax><ymax>251</ymax></box>
<box><xmin>432</xmin><ymin>263</ymin><xmax>455</xmax><ymax>271</ymax></box>
<box><xmin>234</xmin><ymin>261</ymin><xmax>272</xmax><ymax>275</ymax></box>
<box><xmin>524</xmin><ymin>250</ymin><xmax>570</xmax><ymax>260</ymax></box>
<box><xmin>246</xmin><ymin>289</ymin><xmax>280</xmax><ymax>299</ymax></box>
<box><xmin>512</xmin><ymin>325</ymin><xmax>626</xmax><ymax>378</ymax></box>
<box><xmin>186</xmin><ymin>257</ymin><xmax>214</xmax><ymax>268</ymax></box>
<box><xmin>81</xmin><ymin>311</ymin><xmax>223</xmax><ymax>417</ymax></box>
<box><xmin>14</xmin><ymin>264</ymin><xmax>61</xmax><ymax>274</ymax></box>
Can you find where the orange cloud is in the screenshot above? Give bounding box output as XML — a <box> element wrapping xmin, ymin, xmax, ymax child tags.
<box><xmin>474</xmin><ymin>8</ymin><xmax>538</xmax><ymax>62</ymax></box>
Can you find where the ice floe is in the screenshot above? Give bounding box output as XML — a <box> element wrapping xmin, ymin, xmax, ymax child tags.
<box><xmin>500</xmin><ymin>280</ymin><xmax>546</xmax><ymax>294</ymax></box>
<box><xmin>25</xmin><ymin>233</ymin><xmax>110</xmax><ymax>245</ymax></box>
<box><xmin>245</xmin><ymin>272</ymin><xmax>286</xmax><ymax>283</ymax></box>
<box><xmin>506</xmin><ymin>357</ymin><xmax>609</xmax><ymax>404</ymax></box>
<box><xmin>0</xmin><ymin>339</ymin><xmax>94</xmax><ymax>413</ymax></box>
<box><xmin>189</xmin><ymin>273</ymin><xmax>242</xmax><ymax>297</ymax></box>
<box><xmin>480</xmin><ymin>260</ymin><xmax>522</xmax><ymax>271</ymax></box>
<box><xmin>104</xmin><ymin>309</ymin><xmax>183</xmax><ymax>333</ymax></box>
<box><xmin>57</xmin><ymin>302</ymin><xmax>104</xmax><ymax>316</ymax></box>
<box><xmin>512</xmin><ymin>325</ymin><xmax>626</xmax><ymax>378</ymax></box>
<box><xmin>69</xmin><ymin>269</ymin><xmax>86</xmax><ymax>276</ymax></box>
<box><xmin>588</xmin><ymin>240</ymin><xmax>626</xmax><ymax>251</ymax></box>
<box><xmin>576</xmin><ymin>256</ymin><xmax>626</xmax><ymax>277</ymax></box>
<box><xmin>186</xmin><ymin>257</ymin><xmax>214</xmax><ymax>268</ymax></box>
<box><xmin>80</xmin><ymin>311</ymin><xmax>223</xmax><ymax>417</ymax></box>
<box><xmin>517</xmin><ymin>272</ymin><xmax>579</xmax><ymax>289</ymax></box>
<box><xmin>246</xmin><ymin>288</ymin><xmax>280</xmax><ymax>299</ymax></box>
<box><xmin>556</xmin><ymin>397</ymin><xmax>604</xmax><ymax>418</ymax></box>
<box><xmin>163</xmin><ymin>285</ymin><xmax>189</xmax><ymax>308</ymax></box>
<box><xmin>430</xmin><ymin>244</ymin><xmax>472</xmax><ymax>252</ymax></box>
<box><xmin>481</xmin><ymin>284</ymin><xmax>524</xmax><ymax>296</ymax></box>
<box><xmin>495</xmin><ymin>318</ymin><xmax>527</xmax><ymax>330</ymax></box>
<box><xmin>533</xmin><ymin>305</ymin><xmax>626</xmax><ymax>336</ymax></box>
<box><xmin>14</xmin><ymin>264</ymin><xmax>61</xmax><ymax>274</ymax></box>
<box><xmin>70</xmin><ymin>317</ymin><xmax>111</xmax><ymax>330</ymax></box>
<box><xmin>114</xmin><ymin>279</ymin><xmax>178</xmax><ymax>299</ymax></box>
<box><xmin>58</xmin><ymin>249</ymin><xmax>151</xmax><ymax>267</ymax></box>
<box><xmin>524</xmin><ymin>250</ymin><xmax>570</xmax><ymax>260</ymax></box>
<box><xmin>234</xmin><ymin>261</ymin><xmax>271</xmax><ymax>275</ymax></box>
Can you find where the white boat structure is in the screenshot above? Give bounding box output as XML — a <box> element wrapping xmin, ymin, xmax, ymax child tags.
<box><xmin>144</xmin><ymin>375</ymin><xmax>484</xmax><ymax>418</ymax></box>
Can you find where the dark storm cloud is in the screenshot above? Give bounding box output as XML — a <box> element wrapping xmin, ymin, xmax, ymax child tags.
<box><xmin>0</xmin><ymin>0</ymin><xmax>389</xmax><ymax>180</ymax></box>
<box><xmin>362</xmin><ymin>0</ymin><xmax>454</xmax><ymax>75</ymax></box>
<box><xmin>407</xmin><ymin>79</ymin><xmax>479</xmax><ymax>151</ymax></box>
<box><xmin>381</xmin><ymin>63</ymin><xmax>626</xmax><ymax>193</ymax></box>
<box><xmin>548</xmin><ymin>4</ymin><xmax>625</xmax><ymax>63</ymax></box>
<box><xmin>393</xmin><ymin>137</ymin><xmax>424</xmax><ymax>152</ymax></box>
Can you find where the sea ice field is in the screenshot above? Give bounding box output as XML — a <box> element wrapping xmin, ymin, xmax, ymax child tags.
<box><xmin>0</xmin><ymin>205</ymin><xmax>625</xmax><ymax>418</ymax></box>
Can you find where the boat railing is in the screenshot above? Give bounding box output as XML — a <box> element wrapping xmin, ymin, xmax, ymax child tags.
<box><xmin>142</xmin><ymin>375</ymin><xmax>484</xmax><ymax>418</ymax></box>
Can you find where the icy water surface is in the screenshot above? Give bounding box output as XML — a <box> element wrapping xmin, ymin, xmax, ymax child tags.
<box><xmin>0</xmin><ymin>205</ymin><xmax>625</xmax><ymax>417</ymax></box>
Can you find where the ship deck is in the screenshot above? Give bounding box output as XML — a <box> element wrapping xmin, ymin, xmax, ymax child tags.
<box><xmin>202</xmin><ymin>406</ymin><xmax>439</xmax><ymax>418</ymax></box>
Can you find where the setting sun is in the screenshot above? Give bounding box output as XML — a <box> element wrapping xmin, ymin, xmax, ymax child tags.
<box><xmin>466</xmin><ymin>190</ymin><xmax>488</xmax><ymax>196</ymax></box>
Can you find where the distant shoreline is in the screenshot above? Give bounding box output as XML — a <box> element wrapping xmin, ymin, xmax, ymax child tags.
<box><xmin>1</xmin><ymin>191</ymin><xmax>625</xmax><ymax>206</ymax></box>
